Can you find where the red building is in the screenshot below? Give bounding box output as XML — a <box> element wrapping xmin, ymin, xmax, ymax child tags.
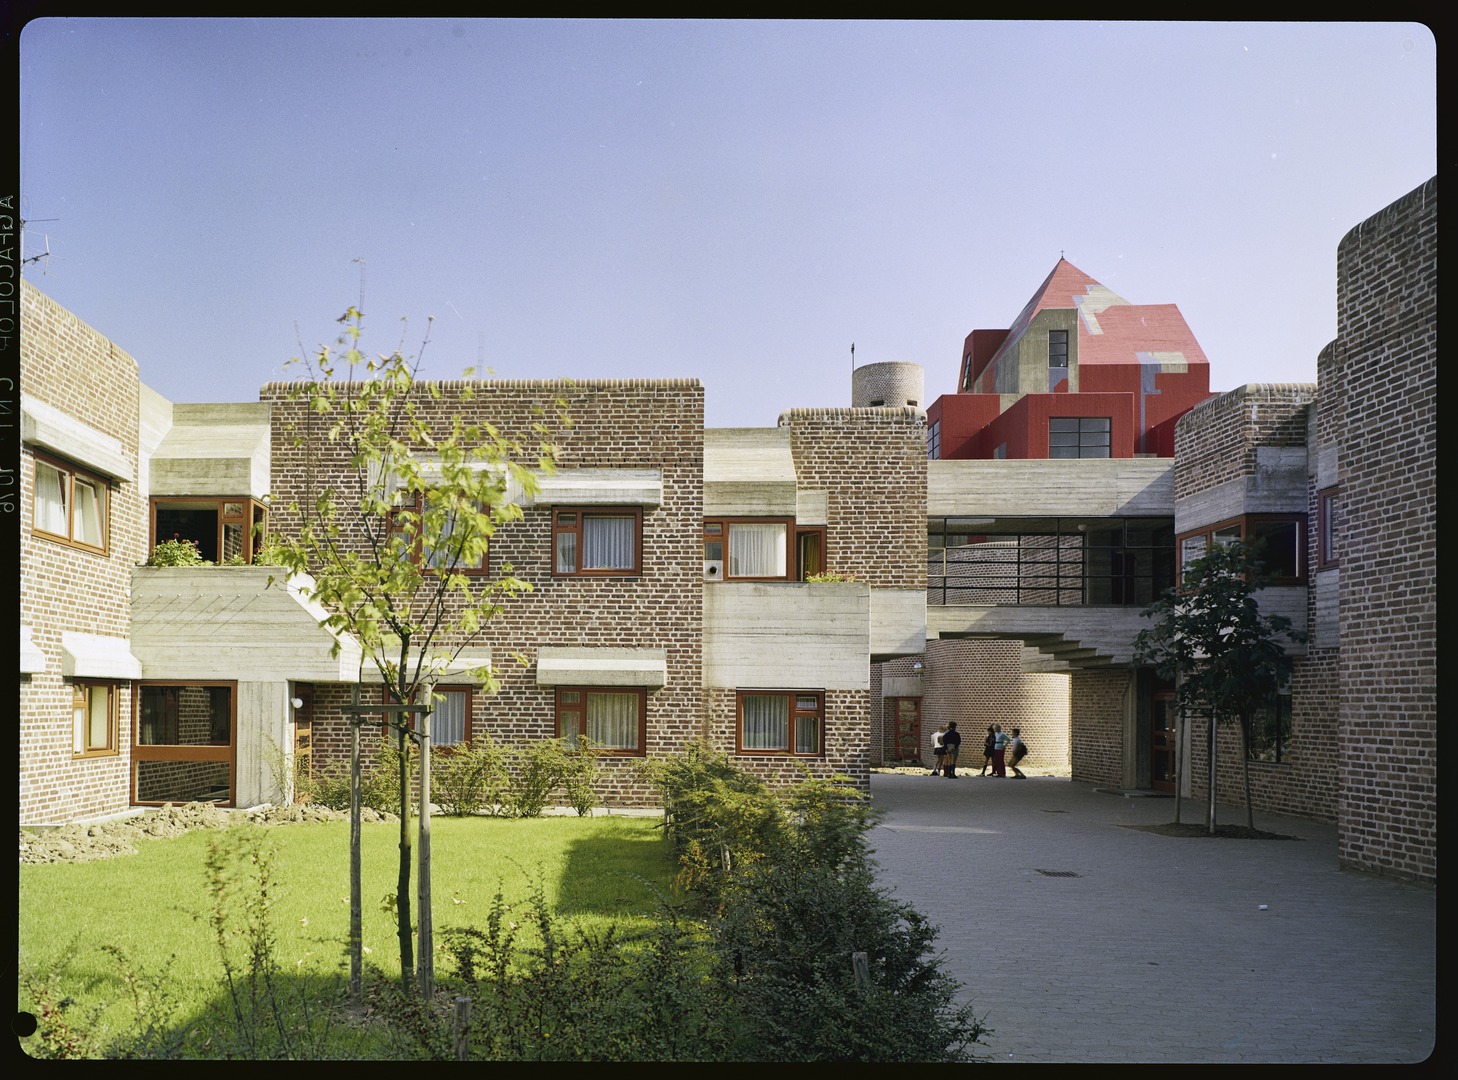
<box><xmin>927</xmin><ymin>259</ymin><xmax>1213</xmax><ymax>460</ymax></box>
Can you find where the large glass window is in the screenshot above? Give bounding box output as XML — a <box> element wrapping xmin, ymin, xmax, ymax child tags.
<box><xmin>927</xmin><ymin>516</ymin><xmax>1174</xmax><ymax>607</ymax></box>
<box><xmin>704</xmin><ymin>518</ymin><xmax>791</xmax><ymax>580</ymax></box>
<box><xmin>1176</xmin><ymin>516</ymin><xmax>1306</xmax><ymax>584</ymax></box>
<box><xmin>555</xmin><ymin>687</ymin><xmax>646</xmax><ymax>754</ymax></box>
<box><xmin>737</xmin><ymin>690</ymin><xmax>824</xmax><ymax>756</ymax></box>
<box><xmin>72</xmin><ymin>682</ymin><xmax>118</xmax><ymax>757</ymax></box>
<box><xmin>134</xmin><ymin>683</ymin><xmax>235</xmax><ymax>805</ymax></box>
<box><xmin>33</xmin><ymin>454</ymin><xmax>109</xmax><ymax>554</ymax></box>
<box><xmin>151</xmin><ymin>498</ymin><xmax>267</xmax><ymax>564</ymax></box>
<box><xmin>554</xmin><ymin>508</ymin><xmax>641</xmax><ymax>576</ymax></box>
<box><xmin>1049</xmin><ymin>417</ymin><xmax>1110</xmax><ymax>458</ymax></box>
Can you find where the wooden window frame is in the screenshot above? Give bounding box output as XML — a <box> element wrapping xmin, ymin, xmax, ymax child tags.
<box><xmin>33</xmin><ymin>452</ymin><xmax>110</xmax><ymax>555</ymax></box>
<box><xmin>795</xmin><ymin>526</ymin><xmax>828</xmax><ymax>581</ymax></box>
<box><xmin>150</xmin><ymin>496</ymin><xmax>268</xmax><ymax>564</ymax></box>
<box><xmin>132</xmin><ymin>681</ymin><xmax>237</xmax><ymax>808</ymax></box>
<box><xmin>1317</xmin><ymin>488</ymin><xmax>1341</xmax><ymax>570</ymax></box>
<box><xmin>735</xmin><ymin>689</ymin><xmax>825</xmax><ymax>757</ymax></box>
<box><xmin>388</xmin><ymin>496</ymin><xmax>490</xmax><ymax>575</ymax></box>
<box><xmin>72</xmin><ymin>681</ymin><xmax>120</xmax><ymax>757</ymax></box>
<box><xmin>426</xmin><ymin>685</ymin><xmax>474</xmax><ymax>749</ymax></box>
<box><xmin>704</xmin><ymin>517</ymin><xmax>795</xmax><ymax>581</ymax></box>
<box><xmin>1175</xmin><ymin>514</ymin><xmax>1307</xmax><ymax>586</ymax></box>
<box><xmin>552</xmin><ymin>506</ymin><xmax>643</xmax><ymax>577</ymax></box>
<box><xmin>554</xmin><ymin>686</ymin><xmax>647</xmax><ymax>756</ymax></box>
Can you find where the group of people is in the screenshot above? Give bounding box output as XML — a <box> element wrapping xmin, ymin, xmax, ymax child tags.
<box><xmin>931</xmin><ymin>722</ymin><xmax>1028</xmax><ymax>778</ymax></box>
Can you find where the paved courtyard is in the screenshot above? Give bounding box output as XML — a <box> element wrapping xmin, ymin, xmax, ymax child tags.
<box><xmin>867</xmin><ymin>771</ymin><xmax>1437</xmax><ymax>1064</ymax></box>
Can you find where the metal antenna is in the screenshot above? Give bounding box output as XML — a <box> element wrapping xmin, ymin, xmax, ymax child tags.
<box><xmin>20</xmin><ymin>217</ymin><xmax>59</xmax><ymax>271</ymax></box>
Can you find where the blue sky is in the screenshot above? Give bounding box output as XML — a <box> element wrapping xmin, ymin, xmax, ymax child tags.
<box><xmin>18</xmin><ymin>19</ymin><xmax>1436</xmax><ymax>428</ymax></box>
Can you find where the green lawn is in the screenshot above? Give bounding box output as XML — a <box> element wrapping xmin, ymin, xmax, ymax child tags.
<box><xmin>19</xmin><ymin>815</ymin><xmax>676</xmax><ymax>1054</ymax></box>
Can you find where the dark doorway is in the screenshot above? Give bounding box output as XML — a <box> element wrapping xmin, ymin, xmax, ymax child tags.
<box><xmin>889</xmin><ymin>697</ymin><xmax>922</xmax><ymax>762</ymax></box>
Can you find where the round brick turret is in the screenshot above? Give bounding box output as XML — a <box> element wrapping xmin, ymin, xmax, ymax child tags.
<box><xmin>851</xmin><ymin>361</ymin><xmax>925</xmax><ymax>414</ymax></box>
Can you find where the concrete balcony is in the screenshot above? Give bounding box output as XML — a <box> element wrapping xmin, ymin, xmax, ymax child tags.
<box><xmin>129</xmin><ymin>566</ymin><xmax>362</xmax><ymax>681</ymax></box>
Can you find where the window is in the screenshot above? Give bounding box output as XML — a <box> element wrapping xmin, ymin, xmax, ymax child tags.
<box><xmin>72</xmin><ymin>682</ymin><xmax>118</xmax><ymax>756</ymax></box>
<box><xmin>1049</xmin><ymin>417</ymin><xmax>1110</xmax><ymax>459</ymax></box>
<box><xmin>34</xmin><ymin>454</ymin><xmax>109</xmax><ymax>553</ymax></box>
<box><xmin>1248</xmin><ymin>690</ymin><xmax>1292</xmax><ymax>765</ymax></box>
<box><xmin>1176</xmin><ymin>516</ymin><xmax>1306</xmax><ymax>584</ymax></box>
<box><xmin>428</xmin><ymin>686</ymin><xmax>473</xmax><ymax>747</ymax></box>
<box><xmin>737</xmin><ymin>690</ymin><xmax>824</xmax><ymax>756</ymax></box>
<box><xmin>554</xmin><ymin>508</ymin><xmax>642</xmax><ymax>576</ymax></box>
<box><xmin>555</xmin><ymin>687</ymin><xmax>646</xmax><ymax>754</ymax></box>
<box><xmin>152</xmin><ymin>497</ymin><xmax>267</xmax><ymax>564</ymax></box>
<box><xmin>961</xmin><ymin>353</ymin><xmax>974</xmax><ymax>391</ymax></box>
<box><xmin>1317</xmin><ymin>488</ymin><xmax>1342</xmax><ymax>569</ymax></box>
<box><xmin>134</xmin><ymin>683</ymin><xmax>235</xmax><ymax>806</ymax></box>
<box><xmin>795</xmin><ymin>527</ymin><xmax>827</xmax><ymax>581</ymax></box>
<box><xmin>390</xmin><ymin>497</ymin><xmax>487</xmax><ymax>573</ymax></box>
<box><xmin>927</xmin><ymin>420</ymin><xmax>941</xmax><ymax>460</ymax></box>
<box><xmin>1048</xmin><ymin>329</ymin><xmax>1069</xmax><ymax>368</ymax></box>
<box><xmin>704</xmin><ymin>518</ymin><xmax>791</xmax><ymax>580</ymax></box>
<box><xmin>926</xmin><ymin>516</ymin><xmax>1174</xmax><ymax>608</ymax></box>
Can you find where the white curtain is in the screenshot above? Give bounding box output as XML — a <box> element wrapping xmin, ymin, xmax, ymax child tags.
<box><xmin>583</xmin><ymin>515</ymin><xmax>635</xmax><ymax>569</ymax></box>
<box><xmin>795</xmin><ymin>711</ymin><xmax>820</xmax><ymax>754</ymax></box>
<box><xmin>72</xmin><ymin>478</ymin><xmax>103</xmax><ymax>547</ymax></box>
<box><xmin>742</xmin><ymin>694</ymin><xmax>788</xmax><ymax>750</ymax></box>
<box><xmin>729</xmin><ymin>523</ymin><xmax>786</xmax><ymax>577</ymax></box>
<box><xmin>587</xmin><ymin>691</ymin><xmax>638</xmax><ymax>750</ymax></box>
<box><xmin>36</xmin><ymin>463</ymin><xmax>68</xmax><ymax>535</ymax></box>
<box><xmin>86</xmin><ymin>687</ymin><xmax>110</xmax><ymax>750</ymax></box>
<box><xmin>431</xmin><ymin>690</ymin><xmax>468</xmax><ymax>746</ymax></box>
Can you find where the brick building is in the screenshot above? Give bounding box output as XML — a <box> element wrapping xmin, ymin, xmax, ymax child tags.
<box><xmin>17</xmin><ymin>179</ymin><xmax>1435</xmax><ymax>885</ymax></box>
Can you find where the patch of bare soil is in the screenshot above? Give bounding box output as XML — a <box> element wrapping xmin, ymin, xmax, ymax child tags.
<box><xmin>20</xmin><ymin>803</ymin><xmax>398</xmax><ymax>865</ymax></box>
<box><xmin>1129</xmin><ymin>822</ymin><xmax>1299</xmax><ymax>840</ymax></box>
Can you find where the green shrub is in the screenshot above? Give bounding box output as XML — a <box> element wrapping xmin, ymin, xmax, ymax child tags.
<box><xmin>502</xmin><ymin>739</ymin><xmax>567</xmax><ymax>818</ymax></box>
<box><xmin>559</xmin><ymin>738</ymin><xmax>604</xmax><ymax>817</ymax></box>
<box><xmin>145</xmin><ymin>539</ymin><xmax>209</xmax><ymax>566</ymax></box>
<box><xmin>296</xmin><ymin>739</ymin><xmax>407</xmax><ymax>815</ymax></box>
<box><xmin>647</xmin><ymin>750</ymin><xmax>989</xmax><ymax>1062</ymax></box>
<box><xmin>431</xmin><ymin>734</ymin><xmax>512</xmax><ymax>817</ymax></box>
<box><xmin>441</xmin><ymin>884</ymin><xmax>726</xmax><ymax>1061</ymax></box>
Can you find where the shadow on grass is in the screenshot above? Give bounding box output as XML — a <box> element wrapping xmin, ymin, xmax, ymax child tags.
<box><xmin>552</xmin><ymin>820</ymin><xmax>678</xmax><ymax>919</ymax></box>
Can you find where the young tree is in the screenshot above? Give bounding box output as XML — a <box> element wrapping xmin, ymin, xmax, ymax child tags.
<box><xmin>267</xmin><ymin>306</ymin><xmax>565</xmax><ymax>996</ymax></box>
<box><xmin>1133</xmin><ymin>540</ymin><xmax>1307</xmax><ymax>833</ymax></box>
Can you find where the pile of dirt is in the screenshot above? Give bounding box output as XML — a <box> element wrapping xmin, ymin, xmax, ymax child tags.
<box><xmin>19</xmin><ymin>803</ymin><xmax>398</xmax><ymax>865</ymax></box>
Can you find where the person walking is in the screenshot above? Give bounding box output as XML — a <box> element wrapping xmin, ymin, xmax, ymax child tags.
<box><xmin>979</xmin><ymin>725</ymin><xmax>996</xmax><ymax>775</ymax></box>
<box><xmin>942</xmin><ymin>721</ymin><xmax>962</xmax><ymax>778</ymax></box>
<box><xmin>991</xmin><ymin>724</ymin><xmax>1009</xmax><ymax>777</ymax></box>
<box><xmin>1008</xmin><ymin>727</ymin><xmax>1028</xmax><ymax>778</ymax></box>
<box><xmin>930</xmin><ymin>724</ymin><xmax>947</xmax><ymax>775</ymax></box>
